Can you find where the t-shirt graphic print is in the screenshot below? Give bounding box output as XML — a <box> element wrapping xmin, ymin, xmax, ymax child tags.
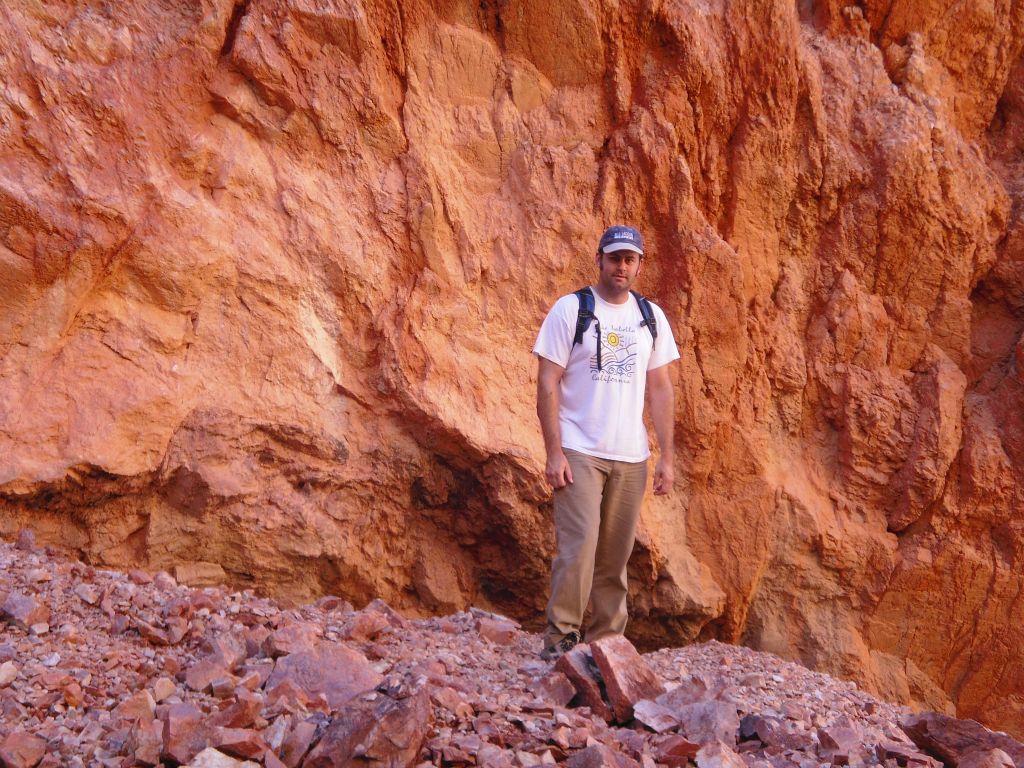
<box><xmin>591</xmin><ymin>324</ymin><xmax>638</xmax><ymax>382</ymax></box>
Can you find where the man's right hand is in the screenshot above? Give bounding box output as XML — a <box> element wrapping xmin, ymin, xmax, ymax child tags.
<box><xmin>545</xmin><ymin>450</ymin><xmax>574</xmax><ymax>489</ymax></box>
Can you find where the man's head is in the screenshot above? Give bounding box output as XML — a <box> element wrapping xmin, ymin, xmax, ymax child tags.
<box><xmin>595</xmin><ymin>225</ymin><xmax>644</xmax><ymax>298</ymax></box>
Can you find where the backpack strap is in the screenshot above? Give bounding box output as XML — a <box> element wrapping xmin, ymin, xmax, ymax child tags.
<box><xmin>573</xmin><ymin>287</ymin><xmax>602</xmax><ymax>371</ymax></box>
<box><xmin>631</xmin><ymin>290</ymin><xmax>658</xmax><ymax>349</ymax></box>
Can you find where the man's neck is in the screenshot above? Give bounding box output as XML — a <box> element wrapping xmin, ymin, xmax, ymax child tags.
<box><xmin>592</xmin><ymin>283</ymin><xmax>631</xmax><ymax>305</ymax></box>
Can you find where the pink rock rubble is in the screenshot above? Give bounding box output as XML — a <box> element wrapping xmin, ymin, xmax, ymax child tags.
<box><xmin>0</xmin><ymin>538</ymin><xmax>1020</xmax><ymax>767</ymax></box>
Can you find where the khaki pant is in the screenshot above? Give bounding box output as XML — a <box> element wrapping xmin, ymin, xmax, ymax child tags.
<box><xmin>545</xmin><ymin>448</ymin><xmax>648</xmax><ymax>645</ymax></box>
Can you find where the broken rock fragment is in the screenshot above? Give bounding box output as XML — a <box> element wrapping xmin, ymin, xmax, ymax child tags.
<box><xmin>1</xmin><ymin>592</ymin><xmax>50</xmax><ymax>629</ymax></box>
<box><xmin>186</xmin><ymin>747</ymin><xmax>260</xmax><ymax>767</ymax></box>
<box><xmin>186</xmin><ymin>659</ymin><xmax>229</xmax><ymax>693</ymax></box>
<box><xmin>633</xmin><ymin>699</ymin><xmax>679</xmax><ymax>734</ymax></box>
<box><xmin>653</xmin><ymin>734</ymin><xmax>702</xmax><ymax>766</ymax></box>
<box><xmin>162</xmin><ymin>702</ymin><xmax>215</xmax><ymax>765</ymax></box>
<box><xmin>818</xmin><ymin>721</ymin><xmax>866</xmax><ymax>764</ymax></box>
<box><xmin>341</xmin><ymin>608</ymin><xmax>392</xmax><ymax>642</ymax></box>
<box><xmin>566</xmin><ymin>743</ymin><xmax>641</xmax><ymax>768</ymax></box>
<box><xmin>264</xmin><ymin>642</ymin><xmax>381</xmax><ymax>709</ymax></box>
<box><xmin>202</xmin><ymin>632</ymin><xmax>248</xmax><ymax>670</ymax></box>
<box><xmin>695</xmin><ymin>741</ymin><xmax>747</xmax><ymax>768</ymax></box>
<box><xmin>532</xmin><ymin>670</ymin><xmax>577</xmax><ymax>707</ymax></box>
<box><xmin>476</xmin><ymin>617</ymin><xmax>518</xmax><ymax>645</ymax></box>
<box><xmin>128</xmin><ymin>719</ymin><xmax>164</xmax><ymax>767</ymax></box>
<box><xmin>666</xmin><ymin>700</ymin><xmax>740</xmax><ymax>745</ymax></box>
<box><xmin>263</xmin><ymin>622</ymin><xmax>321</xmax><ymax>657</ymax></box>
<box><xmin>302</xmin><ymin>687</ymin><xmax>432</xmax><ymax>767</ymax></box>
<box><xmin>0</xmin><ymin>660</ymin><xmax>17</xmax><ymax>687</ymax></box>
<box><xmin>0</xmin><ymin>730</ymin><xmax>47</xmax><ymax>768</ymax></box>
<box><xmin>279</xmin><ymin>719</ymin><xmax>319</xmax><ymax>768</ymax></box>
<box><xmin>555</xmin><ymin>645</ymin><xmax>613</xmax><ymax>722</ymax></box>
<box><xmin>959</xmin><ymin>748</ymin><xmax>1017</xmax><ymax>768</ymax></box>
<box><xmin>900</xmin><ymin>712</ymin><xmax>1024</xmax><ymax>768</ymax></box>
<box><xmin>114</xmin><ymin>689</ymin><xmax>157</xmax><ymax>722</ymax></box>
<box><xmin>590</xmin><ymin>636</ymin><xmax>666</xmax><ymax>723</ymax></box>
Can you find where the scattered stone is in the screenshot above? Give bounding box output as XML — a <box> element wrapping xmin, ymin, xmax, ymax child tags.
<box><xmin>533</xmin><ymin>671</ymin><xmax>577</xmax><ymax>707</ymax></box>
<box><xmin>0</xmin><ymin>660</ymin><xmax>17</xmax><ymax>687</ymax></box>
<box><xmin>0</xmin><ymin>730</ymin><xmax>47</xmax><ymax>768</ymax></box>
<box><xmin>0</xmin><ymin>537</ymin><xmax>993</xmax><ymax>768</ymax></box>
<box><xmin>186</xmin><ymin>747</ymin><xmax>260</xmax><ymax>767</ymax></box>
<box><xmin>264</xmin><ymin>643</ymin><xmax>381</xmax><ymax>709</ymax></box>
<box><xmin>634</xmin><ymin>699</ymin><xmax>679</xmax><ymax>733</ymax></box>
<box><xmin>875</xmin><ymin>739</ymin><xmax>942</xmax><ymax>768</ymax></box>
<box><xmin>210</xmin><ymin>692</ymin><xmax>263</xmax><ymax>729</ymax></box>
<box><xmin>153</xmin><ymin>571</ymin><xmax>178</xmax><ymax>590</ymax></box>
<box><xmin>263</xmin><ymin>622</ymin><xmax>321</xmax><ymax>657</ymax></box>
<box><xmin>162</xmin><ymin>702</ymin><xmax>215</xmax><ymax>764</ymax></box>
<box><xmin>115</xmin><ymin>689</ymin><xmax>157</xmax><ymax>722</ymax></box>
<box><xmin>1</xmin><ymin>591</ymin><xmax>50</xmax><ymax>629</ymax></box>
<box><xmin>203</xmin><ymin>633</ymin><xmax>247</xmax><ymax>671</ymax></box>
<box><xmin>303</xmin><ymin>687</ymin><xmax>433</xmax><ymax>767</ymax></box>
<box><xmin>555</xmin><ymin>645</ymin><xmax>614</xmax><ymax>721</ymax></box>
<box><xmin>653</xmin><ymin>734</ymin><xmax>702</xmax><ymax>765</ymax></box>
<box><xmin>314</xmin><ymin>595</ymin><xmax>352</xmax><ymax>612</ymax></box>
<box><xmin>590</xmin><ymin>636</ymin><xmax>666</xmax><ymax>723</ymax></box>
<box><xmin>341</xmin><ymin>608</ymin><xmax>391</xmax><ymax>642</ymax></box>
<box><xmin>566</xmin><ymin>743</ymin><xmax>641</xmax><ymax>767</ymax></box>
<box><xmin>364</xmin><ymin>598</ymin><xmax>408</xmax><ymax>626</ymax></box>
<box><xmin>670</xmin><ymin>701</ymin><xmax>740</xmax><ymax>745</ymax></box>
<box><xmin>740</xmin><ymin>713</ymin><xmax>813</xmax><ymax>750</ymax></box>
<box><xmin>818</xmin><ymin>721</ymin><xmax>866</xmax><ymax>763</ymax></box>
<box><xmin>695</xmin><ymin>741</ymin><xmax>748</xmax><ymax>768</ymax></box>
<box><xmin>74</xmin><ymin>583</ymin><xmax>101</xmax><ymax>605</ymax></box>
<box><xmin>280</xmin><ymin>720</ymin><xmax>318</xmax><ymax>767</ymax></box>
<box><xmin>185</xmin><ymin>659</ymin><xmax>229</xmax><ymax>692</ymax></box>
<box><xmin>901</xmin><ymin>712</ymin><xmax>1024</xmax><ymax>768</ymax></box>
<box><xmin>152</xmin><ymin>676</ymin><xmax>177</xmax><ymax>702</ymax></box>
<box><xmin>213</xmin><ymin>727</ymin><xmax>269</xmax><ymax>760</ymax></box>
<box><xmin>477</xmin><ymin>617</ymin><xmax>518</xmax><ymax>645</ymax></box>
<box><xmin>128</xmin><ymin>718</ymin><xmax>163</xmax><ymax>766</ymax></box>
<box><xmin>959</xmin><ymin>748</ymin><xmax>1017</xmax><ymax>768</ymax></box>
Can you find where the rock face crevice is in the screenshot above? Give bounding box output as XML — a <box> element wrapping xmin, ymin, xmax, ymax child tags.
<box><xmin>3</xmin><ymin>0</ymin><xmax>1024</xmax><ymax>735</ymax></box>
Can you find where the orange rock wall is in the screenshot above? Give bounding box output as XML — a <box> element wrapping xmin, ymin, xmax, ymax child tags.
<box><xmin>2</xmin><ymin>0</ymin><xmax>1024</xmax><ymax>734</ymax></box>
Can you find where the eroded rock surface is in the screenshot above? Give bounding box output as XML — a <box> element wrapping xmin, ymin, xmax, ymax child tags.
<box><xmin>2</xmin><ymin>0</ymin><xmax>1024</xmax><ymax>736</ymax></box>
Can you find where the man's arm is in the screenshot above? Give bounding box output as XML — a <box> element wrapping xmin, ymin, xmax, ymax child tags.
<box><xmin>647</xmin><ymin>364</ymin><xmax>675</xmax><ymax>495</ymax></box>
<box><xmin>537</xmin><ymin>357</ymin><xmax>573</xmax><ymax>489</ymax></box>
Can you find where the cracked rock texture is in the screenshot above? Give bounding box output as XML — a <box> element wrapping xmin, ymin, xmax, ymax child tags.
<box><xmin>2</xmin><ymin>0</ymin><xmax>1024</xmax><ymax>737</ymax></box>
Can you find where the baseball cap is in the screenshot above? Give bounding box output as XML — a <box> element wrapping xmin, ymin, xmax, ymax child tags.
<box><xmin>598</xmin><ymin>225</ymin><xmax>644</xmax><ymax>255</ymax></box>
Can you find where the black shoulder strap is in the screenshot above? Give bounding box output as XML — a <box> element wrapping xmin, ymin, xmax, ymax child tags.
<box><xmin>632</xmin><ymin>290</ymin><xmax>657</xmax><ymax>348</ymax></box>
<box><xmin>572</xmin><ymin>287</ymin><xmax>595</xmax><ymax>347</ymax></box>
<box><xmin>573</xmin><ymin>287</ymin><xmax>602</xmax><ymax>370</ymax></box>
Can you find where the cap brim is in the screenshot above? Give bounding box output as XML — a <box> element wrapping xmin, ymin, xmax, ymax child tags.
<box><xmin>602</xmin><ymin>243</ymin><xmax>643</xmax><ymax>254</ymax></box>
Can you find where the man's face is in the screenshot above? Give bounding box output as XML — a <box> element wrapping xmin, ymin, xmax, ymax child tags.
<box><xmin>596</xmin><ymin>248</ymin><xmax>642</xmax><ymax>292</ymax></box>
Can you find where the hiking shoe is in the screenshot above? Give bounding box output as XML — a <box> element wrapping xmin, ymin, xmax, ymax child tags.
<box><xmin>540</xmin><ymin>630</ymin><xmax>581</xmax><ymax>661</ymax></box>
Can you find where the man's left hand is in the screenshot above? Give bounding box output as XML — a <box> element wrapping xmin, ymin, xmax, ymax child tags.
<box><xmin>653</xmin><ymin>458</ymin><xmax>674</xmax><ymax>495</ymax></box>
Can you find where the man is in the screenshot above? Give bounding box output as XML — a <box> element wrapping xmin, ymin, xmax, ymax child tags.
<box><xmin>533</xmin><ymin>224</ymin><xmax>680</xmax><ymax>660</ymax></box>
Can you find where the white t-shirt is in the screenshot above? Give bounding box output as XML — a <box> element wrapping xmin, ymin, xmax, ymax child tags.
<box><xmin>533</xmin><ymin>289</ymin><xmax>680</xmax><ymax>462</ymax></box>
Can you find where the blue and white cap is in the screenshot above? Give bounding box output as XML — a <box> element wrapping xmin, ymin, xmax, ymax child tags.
<box><xmin>598</xmin><ymin>225</ymin><xmax>644</xmax><ymax>255</ymax></box>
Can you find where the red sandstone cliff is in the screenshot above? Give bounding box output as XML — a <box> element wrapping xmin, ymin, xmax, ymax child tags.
<box><xmin>2</xmin><ymin>0</ymin><xmax>1024</xmax><ymax>736</ymax></box>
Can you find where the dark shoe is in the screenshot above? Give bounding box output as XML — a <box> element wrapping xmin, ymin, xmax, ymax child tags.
<box><xmin>540</xmin><ymin>630</ymin><xmax>581</xmax><ymax>661</ymax></box>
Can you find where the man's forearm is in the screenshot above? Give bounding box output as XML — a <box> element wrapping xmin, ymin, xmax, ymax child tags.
<box><xmin>649</xmin><ymin>384</ymin><xmax>675</xmax><ymax>459</ymax></box>
<box><xmin>537</xmin><ymin>380</ymin><xmax>563</xmax><ymax>455</ymax></box>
